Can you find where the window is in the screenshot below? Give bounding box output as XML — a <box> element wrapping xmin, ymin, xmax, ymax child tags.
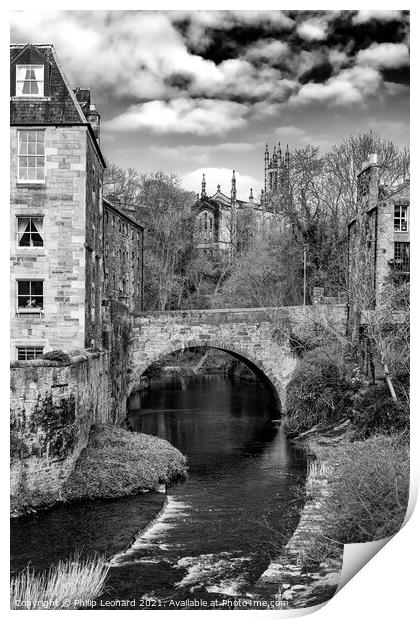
<box><xmin>394</xmin><ymin>242</ymin><xmax>410</xmax><ymax>271</ymax></box>
<box><xmin>17</xmin><ymin>280</ymin><xmax>43</xmax><ymax>311</ymax></box>
<box><xmin>199</xmin><ymin>211</ymin><xmax>214</xmax><ymax>239</ymax></box>
<box><xmin>16</xmin><ymin>65</ymin><xmax>44</xmax><ymax>97</ymax></box>
<box><xmin>17</xmin><ymin>217</ymin><xmax>43</xmax><ymax>247</ymax></box>
<box><xmin>394</xmin><ymin>205</ymin><xmax>408</xmax><ymax>232</ymax></box>
<box><xmin>16</xmin><ymin>346</ymin><xmax>44</xmax><ymax>361</ymax></box>
<box><xmin>18</xmin><ymin>130</ymin><xmax>45</xmax><ymax>182</ymax></box>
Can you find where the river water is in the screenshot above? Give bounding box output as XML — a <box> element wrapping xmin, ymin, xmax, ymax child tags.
<box><xmin>11</xmin><ymin>375</ymin><xmax>308</xmax><ymax>609</ymax></box>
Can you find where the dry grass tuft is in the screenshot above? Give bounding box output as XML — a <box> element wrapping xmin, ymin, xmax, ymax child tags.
<box><xmin>10</xmin><ymin>555</ymin><xmax>109</xmax><ymax>610</ymax></box>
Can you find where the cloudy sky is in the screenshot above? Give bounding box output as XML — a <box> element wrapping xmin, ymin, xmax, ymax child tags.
<box><xmin>10</xmin><ymin>10</ymin><xmax>409</xmax><ymax>199</ymax></box>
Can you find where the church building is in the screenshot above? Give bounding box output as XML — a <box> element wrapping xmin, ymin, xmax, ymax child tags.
<box><xmin>193</xmin><ymin>143</ymin><xmax>290</xmax><ymax>255</ymax></box>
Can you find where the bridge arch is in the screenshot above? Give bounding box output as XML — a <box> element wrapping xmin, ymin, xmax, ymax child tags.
<box><xmin>128</xmin><ymin>305</ymin><xmax>348</xmax><ymax>414</ymax></box>
<box><xmin>131</xmin><ymin>341</ymin><xmax>283</xmax><ymax>410</ymax></box>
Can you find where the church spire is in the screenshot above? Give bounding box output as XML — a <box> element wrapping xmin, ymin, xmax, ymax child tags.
<box><xmin>249</xmin><ymin>188</ymin><xmax>254</xmax><ymax>202</ymax></box>
<box><xmin>201</xmin><ymin>173</ymin><xmax>207</xmax><ymax>198</ymax></box>
<box><xmin>231</xmin><ymin>170</ymin><xmax>237</xmax><ymax>203</ymax></box>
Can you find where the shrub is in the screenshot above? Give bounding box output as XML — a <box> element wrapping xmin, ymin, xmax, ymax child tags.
<box><xmin>284</xmin><ymin>348</ymin><xmax>354</xmax><ymax>436</ymax></box>
<box><xmin>10</xmin><ymin>555</ymin><xmax>109</xmax><ymax>610</ymax></box>
<box><xmin>323</xmin><ymin>435</ymin><xmax>409</xmax><ymax>543</ymax></box>
<box><xmin>351</xmin><ymin>384</ymin><xmax>409</xmax><ymax>439</ymax></box>
<box><xmin>42</xmin><ymin>350</ymin><xmax>71</xmax><ymax>363</ymax></box>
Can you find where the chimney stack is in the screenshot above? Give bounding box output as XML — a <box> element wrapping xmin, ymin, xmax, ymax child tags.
<box><xmin>86</xmin><ymin>102</ymin><xmax>101</xmax><ymax>143</ymax></box>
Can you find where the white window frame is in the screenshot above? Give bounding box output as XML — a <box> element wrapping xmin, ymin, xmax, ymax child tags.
<box><xmin>15</xmin><ymin>64</ymin><xmax>45</xmax><ymax>98</ymax></box>
<box><xmin>16</xmin><ymin>216</ymin><xmax>44</xmax><ymax>249</ymax></box>
<box><xmin>394</xmin><ymin>204</ymin><xmax>408</xmax><ymax>232</ymax></box>
<box><xmin>16</xmin><ymin>346</ymin><xmax>44</xmax><ymax>361</ymax></box>
<box><xmin>16</xmin><ymin>279</ymin><xmax>44</xmax><ymax>314</ymax></box>
<box><xmin>17</xmin><ymin>130</ymin><xmax>45</xmax><ymax>183</ymax></box>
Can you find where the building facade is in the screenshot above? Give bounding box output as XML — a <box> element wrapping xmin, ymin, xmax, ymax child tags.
<box><xmin>10</xmin><ymin>44</ymin><xmax>143</xmax><ymax>360</ymax></box>
<box><xmin>348</xmin><ymin>154</ymin><xmax>410</xmax><ymax>312</ymax></box>
<box><xmin>103</xmin><ymin>199</ymin><xmax>144</xmax><ymax>314</ymax></box>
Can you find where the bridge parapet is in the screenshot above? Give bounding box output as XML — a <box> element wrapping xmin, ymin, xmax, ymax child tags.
<box><xmin>135</xmin><ymin>304</ymin><xmax>348</xmax><ymax>329</ymax></box>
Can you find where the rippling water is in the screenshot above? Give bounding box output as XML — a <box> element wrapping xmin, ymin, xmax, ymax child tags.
<box><xmin>11</xmin><ymin>375</ymin><xmax>308</xmax><ymax>608</ymax></box>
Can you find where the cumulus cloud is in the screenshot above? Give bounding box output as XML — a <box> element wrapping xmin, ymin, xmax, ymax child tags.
<box><xmin>289</xmin><ymin>66</ymin><xmax>382</xmax><ymax>107</ymax></box>
<box><xmin>182</xmin><ymin>167</ymin><xmax>262</xmax><ymax>199</ymax></box>
<box><xmin>149</xmin><ymin>142</ymin><xmax>262</xmax><ymax>165</ymax></box>
<box><xmin>352</xmin><ymin>10</ymin><xmax>403</xmax><ymax>25</ymax></box>
<box><xmin>245</xmin><ymin>39</ymin><xmax>290</xmax><ymax>63</ymax></box>
<box><xmin>357</xmin><ymin>43</ymin><xmax>409</xmax><ymax>69</ymax></box>
<box><xmin>105</xmin><ymin>99</ymin><xmax>248</xmax><ymax>135</ymax></box>
<box><xmin>10</xmin><ymin>9</ymin><xmax>409</xmax><ymax>139</ymax></box>
<box><xmin>296</xmin><ymin>17</ymin><xmax>329</xmax><ymax>41</ymax></box>
<box><xmin>10</xmin><ymin>11</ymin><xmax>225</xmax><ymax>100</ymax></box>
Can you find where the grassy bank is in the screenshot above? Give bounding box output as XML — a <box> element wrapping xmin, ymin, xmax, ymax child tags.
<box><xmin>10</xmin><ymin>555</ymin><xmax>109</xmax><ymax>610</ymax></box>
<box><xmin>282</xmin><ymin>338</ymin><xmax>410</xmax><ymax>567</ymax></box>
<box><xmin>11</xmin><ymin>424</ymin><xmax>187</xmax><ymax>515</ymax></box>
<box><xmin>64</xmin><ymin>424</ymin><xmax>187</xmax><ymax>502</ymax></box>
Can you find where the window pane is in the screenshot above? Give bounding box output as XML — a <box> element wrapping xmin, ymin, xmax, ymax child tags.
<box><xmin>36</xmin><ymin>168</ymin><xmax>44</xmax><ymax>180</ymax></box>
<box><xmin>27</xmin><ymin>168</ymin><xmax>36</xmax><ymax>180</ymax></box>
<box><xmin>36</xmin><ymin>131</ymin><xmax>44</xmax><ymax>142</ymax></box>
<box><xmin>28</xmin><ymin>142</ymin><xmax>36</xmax><ymax>155</ymax></box>
<box><xmin>28</xmin><ymin>132</ymin><xmax>36</xmax><ymax>141</ymax></box>
<box><xmin>18</xmin><ymin>281</ymin><xmax>30</xmax><ymax>295</ymax></box>
<box><xmin>31</xmin><ymin>281</ymin><xmax>43</xmax><ymax>296</ymax></box>
<box><xmin>18</xmin><ymin>296</ymin><xmax>31</xmax><ymax>308</ymax></box>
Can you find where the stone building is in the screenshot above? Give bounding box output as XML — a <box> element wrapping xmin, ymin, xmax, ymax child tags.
<box><xmin>103</xmin><ymin>198</ymin><xmax>144</xmax><ymax>314</ymax></box>
<box><xmin>193</xmin><ymin>144</ymin><xmax>288</xmax><ymax>255</ymax></box>
<box><xmin>10</xmin><ymin>44</ymin><xmax>143</xmax><ymax>360</ymax></box>
<box><xmin>348</xmin><ymin>154</ymin><xmax>410</xmax><ymax>311</ymax></box>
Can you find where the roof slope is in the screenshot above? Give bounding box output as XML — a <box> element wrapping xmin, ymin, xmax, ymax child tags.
<box><xmin>10</xmin><ymin>44</ymin><xmax>86</xmax><ymax>125</ymax></box>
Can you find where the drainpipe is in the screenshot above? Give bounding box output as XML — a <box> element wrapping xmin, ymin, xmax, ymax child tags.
<box><xmin>141</xmin><ymin>227</ymin><xmax>145</xmax><ymax>312</ymax></box>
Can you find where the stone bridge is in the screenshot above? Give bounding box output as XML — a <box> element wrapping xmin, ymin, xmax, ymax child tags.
<box><xmin>130</xmin><ymin>305</ymin><xmax>348</xmax><ymax>409</ymax></box>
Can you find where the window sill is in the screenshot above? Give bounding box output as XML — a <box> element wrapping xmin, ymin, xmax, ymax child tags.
<box><xmin>16</xmin><ymin>309</ymin><xmax>44</xmax><ymax>315</ymax></box>
<box><xmin>16</xmin><ymin>182</ymin><xmax>46</xmax><ymax>189</ymax></box>
<box><xmin>11</xmin><ymin>96</ymin><xmax>51</xmax><ymax>101</ymax></box>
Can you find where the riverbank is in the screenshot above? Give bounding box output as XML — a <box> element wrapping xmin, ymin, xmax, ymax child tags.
<box><xmin>257</xmin><ymin>422</ymin><xmax>345</xmax><ymax>608</ymax></box>
<box><xmin>259</xmin><ymin>416</ymin><xmax>409</xmax><ymax>609</ymax></box>
<box><xmin>11</xmin><ymin>424</ymin><xmax>187</xmax><ymax>517</ymax></box>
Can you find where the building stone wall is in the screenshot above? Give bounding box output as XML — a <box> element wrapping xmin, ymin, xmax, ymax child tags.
<box><xmin>103</xmin><ymin>200</ymin><xmax>144</xmax><ymax>314</ymax></box>
<box><xmin>84</xmin><ymin>134</ymin><xmax>104</xmax><ymax>348</ymax></box>
<box><xmin>10</xmin><ymin>352</ymin><xmax>109</xmax><ymax>505</ymax></box>
<box><xmin>375</xmin><ymin>182</ymin><xmax>410</xmax><ymax>301</ymax></box>
<box><xmin>130</xmin><ymin>305</ymin><xmax>348</xmax><ymax>409</ymax></box>
<box><xmin>10</xmin><ymin>126</ymin><xmax>90</xmax><ymax>356</ymax></box>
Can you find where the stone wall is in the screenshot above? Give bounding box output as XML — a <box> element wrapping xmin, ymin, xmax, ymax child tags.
<box><xmin>84</xmin><ymin>134</ymin><xmax>105</xmax><ymax>349</ymax></box>
<box><xmin>10</xmin><ymin>126</ymin><xmax>89</xmax><ymax>356</ymax></box>
<box><xmin>10</xmin><ymin>352</ymin><xmax>110</xmax><ymax>506</ymax></box>
<box><xmin>102</xmin><ymin>300</ymin><xmax>134</xmax><ymax>423</ymax></box>
<box><xmin>103</xmin><ymin>201</ymin><xmax>144</xmax><ymax>315</ymax></box>
<box><xmin>130</xmin><ymin>305</ymin><xmax>348</xmax><ymax>409</ymax></box>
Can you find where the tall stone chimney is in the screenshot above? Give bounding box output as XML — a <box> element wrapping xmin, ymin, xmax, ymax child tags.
<box><xmin>357</xmin><ymin>153</ymin><xmax>380</xmax><ymax>212</ymax></box>
<box><xmin>86</xmin><ymin>102</ymin><xmax>101</xmax><ymax>144</ymax></box>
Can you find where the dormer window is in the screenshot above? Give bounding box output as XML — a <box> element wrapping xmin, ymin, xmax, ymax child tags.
<box><xmin>16</xmin><ymin>65</ymin><xmax>44</xmax><ymax>97</ymax></box>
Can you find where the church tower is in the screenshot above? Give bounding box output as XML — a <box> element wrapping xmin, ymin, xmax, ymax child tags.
<box><xmin>264</xmin><ymin>143</ymin><xmax>291</xmax><ymax>205</ymax></box>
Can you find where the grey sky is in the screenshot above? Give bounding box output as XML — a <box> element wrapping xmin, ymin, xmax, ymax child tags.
<box><xmin>10</xmin><ymin>10</ymin><xmax>410</xmax><ymax>200</ymax></box>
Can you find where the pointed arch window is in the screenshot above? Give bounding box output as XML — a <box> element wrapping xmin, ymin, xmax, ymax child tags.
<box><xmin>16</xmin><ymin>65</ymin><xmax>44</xmax><ymax>97</ymax></box>
<box><xmin>199</xmin><ymin>210</ymin><xmax>214</xmax><ymax>239</ymax></box>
